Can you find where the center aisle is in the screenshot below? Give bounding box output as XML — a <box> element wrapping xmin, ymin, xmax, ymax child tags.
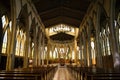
<box><xmin>53</xmin><ymin>67</ymin><xmax>76</xmax><ymax>80</ymax></box>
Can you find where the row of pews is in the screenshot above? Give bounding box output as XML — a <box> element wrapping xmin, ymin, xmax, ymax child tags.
<box><xmin>0</xmin><ymin>65</ymin><xmax>58</xmax><ymax>80</ymax></box>
<box><xmin>67</xmin><ymin>65</ymin><xmax>120</xmax><ymax>80</ymax></box>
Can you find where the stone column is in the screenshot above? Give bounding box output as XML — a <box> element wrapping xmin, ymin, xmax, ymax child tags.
<box><xmin>79</xmin><ymin>35</ymin><xmax>83</xmax><ymax>66</ymax></box>
<box><xmin>42</xmin><ymin>33</ymin><xmax>45</xmax><ymax>65</ymax></box>
<box><xmin>29</xmin><ymin>37</ymin><xmax>32</xmax><ymax>60</ymax></box>
<box><xmin>6</xmin><ymin>25</ymin><xmax>12</xmax><ymax>70</ymax></box>
<box><xmin>51</xmin><ymin>45</ymin><xmax>54</xmax><ymax>64</ymax></box>
<box><xmin>82</xmin><ymin>31</ymin><xmax>87</xmax><ymax>67</ymax></box>
<box><xmin>87</xmin><ymin>21</ymin><xmax>92</xmax><ymax>67</ymax></box>
<box><xmin>38</xmin><ymin>31</ymin><xmax>42</xmax><ymax>66</ymax></box>
<box><xmin>23</xmin><ymin>19</ymin><xmax>30</xmax><ymax>68</ymax></box>
<box><xmin>67</xmin><ymin>44</ymin><xmax>70</xmax><ymax>59</ymax></box>
<box><xmin>36</xmin><ymin>38</ymin><xmax>39</xmax><ymax>66</ymax></box>
<box><xmin>23</xmin><ymin>31</ymin><xmax>29</xmax><ymax>68</ymax></box>
<box><xmin>57</xmin><ymin>45</ymin><xmax>59</xmax><ymax>58</ymax></box>
<box><xmin>109</xmin><ymin>0</ymin><xmax>120</xmax><ymax>69</ymax></box>
<box><xmin>47</xmin><ymin>40</ymin><xmax>50</xmax><ymax>65</ymax></box>
<box><xmin>58</xmin><ymin>45</ymin><xmax>60</xmax><ymax>60</ymax></box>
<box><xmin>95</xmin><ymin>4</ymin><xmax>103</xmax><ymax>68</ymax></box>
<box><xmin>74</xmin><ymin>39</ymin><xmax>77</xmax><ymax>64</ymax></box>
<box><xmin>6</xmin><ymin>0</ymin><xmax>17</xmax><ymax>70</ymax></box>
<box><xmin>53</xmin><ymin>45</ymin><xmax>55</xmax><ymax>59</ymax></box>
<box><xmin>69</xmin><ymin>44</ymin><xmax>71</xmax><ymax>59</ymax></box>
<box><xmin>33</xmin><ymin>27</ymin><xmax>37</xmax><ymax>66</ymax></box>
<box><xmin>0</xmin><ymin>14</ymin><xmax>3</xmax><ymax>64</ymax></box>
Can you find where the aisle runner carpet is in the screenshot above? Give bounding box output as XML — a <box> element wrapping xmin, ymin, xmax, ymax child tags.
<box><xmin>53</xmin><ymin>67</ymin><xmax>75</xmax><ymax>80</ymax></box>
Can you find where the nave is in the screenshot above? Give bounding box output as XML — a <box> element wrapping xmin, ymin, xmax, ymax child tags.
<box><xmin>0</xmin><ymin>0</ymin><xmax>120</xmax><ymax>80</ymax></box>
<box><xmin>53</xmin><ymin>67</ymin><xmax>75</xmax><ymax>80</ymax></box>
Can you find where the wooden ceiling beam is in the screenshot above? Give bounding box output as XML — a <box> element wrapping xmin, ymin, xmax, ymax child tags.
<box><xmin>39</xmin><ymin>6</ymin><xmax>86</xmax><ymax>16</ymax></box>
<box><xmin>42</xmin><ymin>14</ymin><xmax>82</xmax><ymax>22</ymax></box>
<box><xmin>43</xmin><ymin>16</ymin><xmax>81</xmax><ymax>28</ymax></box>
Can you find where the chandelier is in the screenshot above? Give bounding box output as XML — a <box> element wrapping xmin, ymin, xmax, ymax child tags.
<box><xmin>49</xmin><ymin>24</ymin><xmax>74</xmax><ymax>33</ymax></box>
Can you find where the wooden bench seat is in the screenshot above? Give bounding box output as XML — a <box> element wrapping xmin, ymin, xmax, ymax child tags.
<box><xmin>0</xmin><ymin>65</ymin><xmax>57</xmax><ymax>80</ymax></box>
<box><xmin>85</xmin><ymin>72</ymin><xmax>120</xmax><ymax>80</ymax></box>
<box><xmin>67</xmin><ymin>65</ymin><xmax>120</xmax><ymax>80</ymax></box>
<box><xmin>0</xmin><ymin>72</ymin><xmax>42</xmax><ymax>80</ymax></box>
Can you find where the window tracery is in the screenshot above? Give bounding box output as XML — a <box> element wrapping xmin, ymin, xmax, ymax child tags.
<box><xmin>15</xmin><ymin>28</ymin><xmax>26</xmax><ymax>56</ymax></box>
<box><xmin>100</xmin><ymin>25</ymin><xmax>111</xmax><ymax>56</ymax></box>
<box><xmin>1</xmin><ymin>15</ymin><xmax>9</xmax><ymax>54</ymax></box>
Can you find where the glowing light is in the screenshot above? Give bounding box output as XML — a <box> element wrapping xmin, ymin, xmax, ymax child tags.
<box><xmin>2</xmin><ymin>30</ymin><xmax>7</xmax><ymax>53</ymax></box>
<box><xmin>49</xmin><ymin>24</ymin><xmax>74</xmax><ymax>33</ymax></box>
<box><xmin>72</xmin><ymin>51</ymin><xmax>75</xmax><ymax>59</ymax></box>
<box><xmin>91</xmin><ymin>41</ymin><xmax>94</xmax><ymax>49</ymax></box>
<box><xmin>9</xmin><ymin>21</ymin><xmax>12</xmax><ymax>31</ymax></box>
<box><xmin>114</xmin><ymin>20</ymin><xmax>117</xmax><ymax>27</ymax></box>
<box><xmin>2</xmin><ymin>15</ymin><xmax>6</xmax><ymax>28</ymax></box>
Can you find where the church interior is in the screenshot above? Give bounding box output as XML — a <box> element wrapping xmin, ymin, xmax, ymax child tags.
<box><xmin>0</xmin><ymin>0</ymin><xmax>120</xmax><ymax>80</ymax></box>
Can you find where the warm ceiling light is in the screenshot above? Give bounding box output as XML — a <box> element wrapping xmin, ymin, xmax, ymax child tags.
<box><xmin>49</xmin><ymin>24</ymin><xmax>74</xmax><ymax>33</ymax></box>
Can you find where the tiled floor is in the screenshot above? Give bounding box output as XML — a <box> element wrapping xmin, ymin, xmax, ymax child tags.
<box><xmin>53</xmin><ymin>67</ymin><xmax>76</xmax><ymax>80</ymax></box>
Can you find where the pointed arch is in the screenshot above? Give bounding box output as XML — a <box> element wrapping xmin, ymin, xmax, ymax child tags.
<box><xmin>29</xmin><ymin>18</ymin><xmax>36</xmax><ymax>58</ymax></box>
<box><xmin>15</xmin><ymin>4</ymin><xmax>29</xmax><ymax>57</ymax></box>
<box><xmin>1</xmin><ymin>15</ymin><xmax>10</xmax><ymax>54</ymax></box>
<box><xmin>1</xmin><ymin>15</ymin><xmax>8</xmax><ymax>29</ymax></box>
<box><xmin>15</xmin><ymin>28</ymin><xmax>26</xmax><ymax>56</ymax></box>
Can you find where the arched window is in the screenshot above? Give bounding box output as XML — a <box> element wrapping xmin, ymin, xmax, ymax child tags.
<box><xmin>100</xmin><ymin>23</ymin><xmax>111</xmax><ymax>56</ymax></box>
<box><xmin>53</xmin><ymin>47</ymin><xmax>57</xmax><ymax>59</ymax></box>
<box><xmin>1</xmin><ymin>15</ymin><xmax>9</xmax><ymax>54</ymax></box>
<box><xmin>2</xmin><ymin>15</ymin><xmax>7</xmax><ymax>28</ymax></box>
<box><xmin>91</xmin><ymin>38</ymin><xmax>96</xmax><ymax>65</ymax></box>
<box><xmin>20</xmin><ymin>31</ymin><xmax>26</xmax><ymax>56</ymax></box>
<box><xmin>2</xmin><ymin>30</ymin><xmax>7</xmax><ymax>53</ymax></box>
<box><xmin>15</xmin><ymin>29</ymin><xmax>26</xmax><ymax>56</ymax></box>
<box><xmin>106</xmin><ymin>26</ymin><xmax>111</xmax><ymax>56</ymax></box>
<box><xmin>32</xmin><ymin>42</ymin><xmax>34</xmax><ymax>58</ymax></box>
<box><xmin>72</xmin><ymin>51</ymin><xmax>75</xmax><ymax>60</ymax></box>
<box><xmin>9</xmin><ymin>21</ymin><xmax>12</xmax><ymax>32</ymax></box>
<box><xmin>55</xmin><ymin>47</ymin><xmax>58</xmax><ymax>58</ymax></box>
<box><xmin>15</xmin><ymin>29</ymin><xmax>20</xmax><ymax>56</ymax></box>
<box><xmin>107</xmin><ymin>37</ymin><xmax>111</xmax><ymax>55</ymax></box>
<box><xmin>100</xmin><ymin>29</ymin><xmax>106</xmax><ymax>56</ymax></box>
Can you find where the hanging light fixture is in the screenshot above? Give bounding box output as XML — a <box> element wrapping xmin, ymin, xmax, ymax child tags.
<box><xmin>49</xmin><ymin>24</ymin><xmax>74</xmax><ymax>33</ymax></box>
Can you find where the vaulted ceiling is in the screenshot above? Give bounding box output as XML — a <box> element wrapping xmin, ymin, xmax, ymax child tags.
<box><xmin>32</xmin><ymin>0</ymin><xmax>91</xmax><ymax>42</ymax></box>
<box><xmin>32</xmin><ymin>0</ymin><xmax>91</xmax><ymax>28</ymax></box>
<box><xmin>1</xmin><ymin>0</ymin><xmax>91</xmax><ymax>43</ymax></box>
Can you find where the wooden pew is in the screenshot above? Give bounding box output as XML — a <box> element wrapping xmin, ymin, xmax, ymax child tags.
<box><xmin>85</xmin><ymin>71</ymin><xmax>120</xmax><ymax>80</ymax></box>
<box><xmin>67</xmin><ymin>65</ymin><xmax>120</xmax><ymax>80</ymax></box>
<box><xmin>0</xmin><ymin>74</ymin><xmax>37</xmax><ymax>80</ymax></box>
<box><xmin>0</xmin><ymin>65</ymin><xmax>57</xmax><ymax>80</ymax></box>
<box><xmin>86</xmin><ymin>74</ymin><xmax>120</xmax><ymax>80</ymax></box>
<box><xmin>0</xmin><ymin>70</ymin><xmax>43</xmax><ymax>80</ymax></box>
